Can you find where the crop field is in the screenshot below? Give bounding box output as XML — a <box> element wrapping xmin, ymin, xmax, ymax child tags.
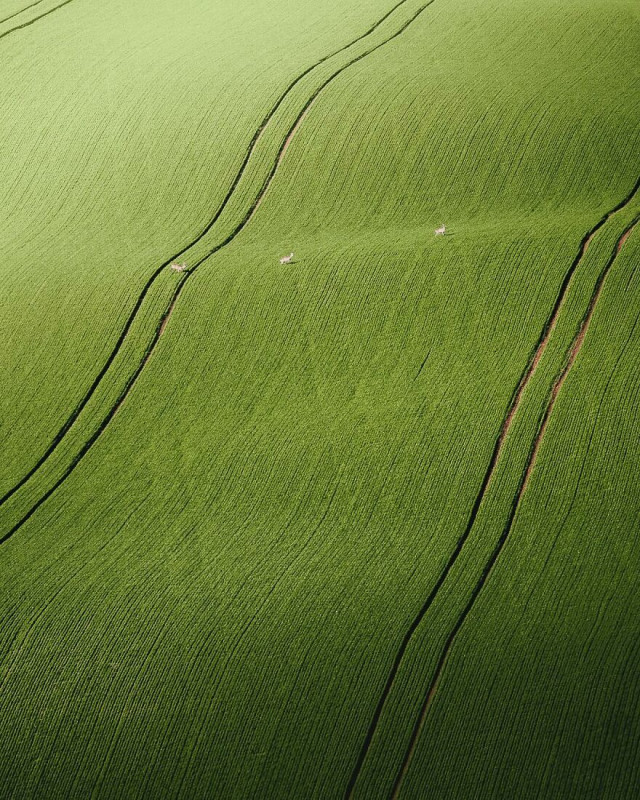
<box><xmin>1</xmin><ymin>0</ymin><xmax>639</xmax><ymax>797</ymax></box>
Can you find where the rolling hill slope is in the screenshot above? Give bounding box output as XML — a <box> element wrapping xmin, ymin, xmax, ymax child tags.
<box><xmin>1</xmin><ymin>0</ymin><xmax>639</xmax><ymax>798</ymax></box>
<box><xmin>0</xmin><ymin>0</ymin><xmax>396</xmax><ymax>495</ymax></box>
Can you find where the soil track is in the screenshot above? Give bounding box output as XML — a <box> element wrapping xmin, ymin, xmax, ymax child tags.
<box><xmin>0</xmin><ymin>0</ymin><xmax>434</xmax><ymax>545</ymax></box>
<box><xmin>0</xmin><ymin>0</ymin><xmax>47</xmax><ymax>26</ymax></box>
<box><xmin>387</xmin><ymin>215</ymin><xmax>640</xmax><ymax>799</ymax></box>
<box><xmin>345</xmin><ymin>178</ymin><xmax>640</xmax><ymax>798</ymax></box>
<box><xmin>0</xmin><ymin>0</ymin><xmax>75</xmax><ymax>41</ymax></box>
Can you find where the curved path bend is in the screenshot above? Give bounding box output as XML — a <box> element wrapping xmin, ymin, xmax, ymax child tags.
<box><xmin>0</xmin><ymin>0</ymin><xmax>435</xmax><ymax>544</ymax></box>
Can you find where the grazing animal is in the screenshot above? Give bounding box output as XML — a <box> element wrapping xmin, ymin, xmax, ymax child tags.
<box><xmin>170</xmin><ymin>262</ymin><xmax>187</xmax><ymax>272</ymax></box>
<box><xmin>435</xmin><ymin>225</ymin><xmax>446</xmax><ymax>236</ymax></box>
<box><xmin>279</xmin><ymin>252</ymin><xmax>294</xmax><ymax>264</ymax></box>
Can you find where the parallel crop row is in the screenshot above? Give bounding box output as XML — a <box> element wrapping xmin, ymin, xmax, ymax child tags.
<box><xmin>1</xmin><ymin>0</ymin><xmax>639</xmax><ymax>798</ymax></box>
<box><xmin>0</xmin><ymin>0</ymin><xmax>434</xmax><ymax>541</ymax></box>
<box><xmin>348</xmin><ymin>182</ymin><xmax>640</xmax><ymax>799</ymax></box>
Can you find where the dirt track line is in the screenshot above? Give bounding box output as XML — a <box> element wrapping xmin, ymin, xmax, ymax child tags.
<box><xmin>344</xmin><ymin>178</ymin><xmax>640</xmax><ymax>798</ymax></box>
<box><xmin>0</xmin><ymin>0</ymin><xmax>75</xmax><ymax>41</ymax></box>
<box><xmin>0</xmin><ymin>273</ymin><xmax>188</xmax><ymax>546</ymax></box>
<box><xmin>1</xmin><ymin>0</ymin><xmax>433</xmax><ymax>546</ymax></box>
<box><xmin>0</xmin><ymin>0</ymin><xmax>47</xmax><ymax>26</ymax></box>
<box><xmin>248</xmin><ymin>98</ymin><xmax>319</xmax><ymax>221</ymax></box>
<box><xmin>0</xmin><ymin>0</ymin><xmax>416</xmax><ymax>512</ymax></box>
<box><xmin>388</xmin><ymin>216</ymin><xmax>639</xmax><ymax>799</ymax></box>
<box><xmin>522</xmin><ymin>217</ymin><xmax>639</xmax><ymax>495</ymax></box>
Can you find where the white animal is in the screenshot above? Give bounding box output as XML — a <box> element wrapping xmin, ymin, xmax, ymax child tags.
<box><xmin>170</xmin><ymin>262</ymin><xmax>187</xmax><ymax>272</ymax></box>
<box><xmin>279</xmin><ymin>252</ymin><xmax>294</xmax><ymax>264</ymax></box>
<box><xmin>435</xmin><ymin>225</ymin><xmax>446</xmax><ymax>236</ymax></box>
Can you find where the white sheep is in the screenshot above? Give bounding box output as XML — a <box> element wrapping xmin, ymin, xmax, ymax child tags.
<box><xmin>435</xmin><ymin>225</ymin><xmax>446</xmax><ymax>236</ymax></box>
<box><xmin>279</xmin><ymin>252</ymin><xmax>294</xmax><ymax>264</ymax></box>
<box><xmin>170</xmin><ymin>262</ymin><xmax>187</xmax><ymax>272</ymax></box>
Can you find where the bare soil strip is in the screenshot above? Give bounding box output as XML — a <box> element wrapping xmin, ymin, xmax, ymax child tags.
<box><xmin>345</xmin><ymin>179</ymin><xmax>640</xmax><ymax>798</ymax></box>
<box><xmin>388</xmin><ymin>216</ymin><xmax>639</xmax><ymax>800</ymax></box>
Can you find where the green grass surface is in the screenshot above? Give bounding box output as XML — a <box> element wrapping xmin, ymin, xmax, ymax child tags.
<box><xmin>1</xmin><ymin>0</ymin><xmax>639</xmax><ymax>797</ymax></box>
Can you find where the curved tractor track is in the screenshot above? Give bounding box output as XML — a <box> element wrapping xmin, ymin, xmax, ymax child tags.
<box><xmin>345</xmin><ymin>179</ymin><xmax>640</xmax><ymax>798</ymax></box>
<box><xmin>0</xmin><ymin>0</ymin><xmax>48</xmax><ymax>26</ymax></box>
<box><xmin>387</xmin><ymin>213</ymin><xmax>639</xmax><ymax>799</ymax></box>
<box><xmin>0</xmin><ymin>0</ymin><xmax>415</xmax><ymax>510</ymax></box>
<box><xmin>0</xmin><ymin>0</ymin><xmax>75</xmax><ymax>41</ymax></box>
<box><xmin>0</xmin><ymin>0</ymin><xmax>435</xmax><ymax>545</ymax></box>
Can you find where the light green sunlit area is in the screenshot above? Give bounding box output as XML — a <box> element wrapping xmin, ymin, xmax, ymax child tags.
<box><xmin>1</xmin><ymin>0</ymin><xmax>639</xmax><ymax>797</ymax></box>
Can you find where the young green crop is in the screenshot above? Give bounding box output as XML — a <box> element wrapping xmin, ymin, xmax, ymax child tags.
<box><xmin>0</xmin><ymin>0</ymin><xmax>395</xmax><ymax>495</ymax></box>
<box><xmin>0</xmin><ymin>0</ymin><xmax>639</xmax><ymax>798</ymax></box>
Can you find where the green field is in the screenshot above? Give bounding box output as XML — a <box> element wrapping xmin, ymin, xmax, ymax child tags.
<box><xmin>1</xmin><ymin>0</ymin><xmax>639</xmax><ymax>797</ymax></box>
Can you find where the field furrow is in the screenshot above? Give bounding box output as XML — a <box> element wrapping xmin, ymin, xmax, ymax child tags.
<box><xmin>0</xmin><ymin>0</ymin><xmax>74</xmax><ymax>41</ymax></box>
<box><xmin>348</xmin><ymin>179</ymin><xmax>640</xmax><ymax>799</ymax></box>
<box><xmin>1</xmin><ymin>0</ymin><xmax>639</xmax><ymax>797</ymax></box>
<box><xmin>0</xmin><ymin>0</ymin><xmax>436</xmax><ymax>544</ymax></box>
